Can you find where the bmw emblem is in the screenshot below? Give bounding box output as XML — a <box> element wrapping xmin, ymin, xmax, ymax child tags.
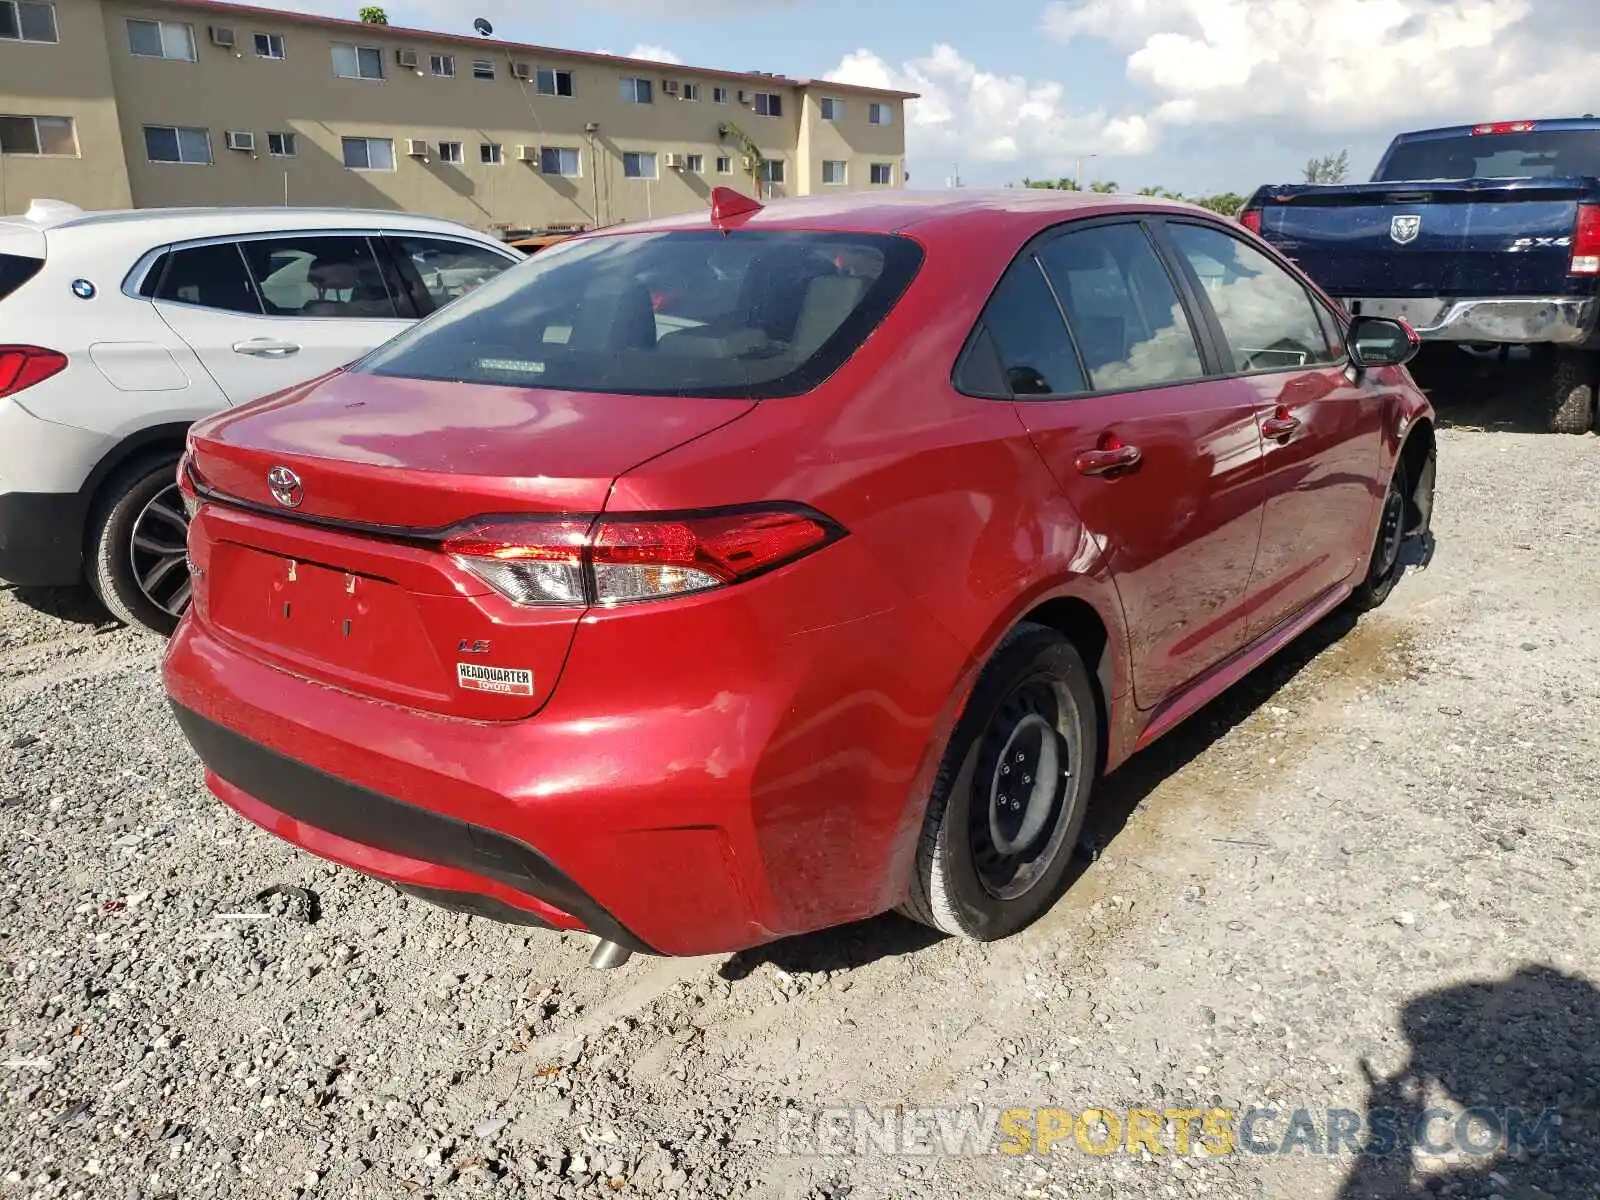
<box><xmin>70</xmin><ymin>278</ymin><xmax>96</xmax><ymax>300</ymax></box>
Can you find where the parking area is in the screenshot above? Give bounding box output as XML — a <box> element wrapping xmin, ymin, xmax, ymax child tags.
<box><xmin>2</xmin><ymin>363</ymin><xmax>1598</xmax><ymax>1199</ymax></box>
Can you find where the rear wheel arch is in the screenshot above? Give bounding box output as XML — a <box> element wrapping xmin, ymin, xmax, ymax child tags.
<box><xmin>1016</xmin><ymin>594</ymin><xmax>1114</xmax><ymax>780</ymax></box>
<box><xmin>79</xmin><ymin>422</ymin><xmax>193</xmax><ymax>514</ymax></box>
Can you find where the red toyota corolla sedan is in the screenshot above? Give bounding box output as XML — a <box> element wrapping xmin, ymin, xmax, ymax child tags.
<box><xmin>164</xmin><ymin>188</ymin><xmax>1436</xmax><ymax>965</ymax></box>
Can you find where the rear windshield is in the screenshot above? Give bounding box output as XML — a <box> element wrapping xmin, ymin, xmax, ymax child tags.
<box><xmin>0</xmin><ymin>253</ymin><xmax>44</xmax><ymax>302</ymax></box>
<box><xmin>1378</xmin><ymin>131</ymin><xmax>1600</xmax><ymax>181</ymax></box>
<box><xmin>356</xmin><ymin>229</ymin><xmax>924</xmax><ymax>398</ymax></box>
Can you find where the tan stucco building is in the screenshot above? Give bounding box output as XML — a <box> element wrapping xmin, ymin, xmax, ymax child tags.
<box><xmin>0</xmin><ymin>0</ymin><xmax>915</xmax><ymax>231</ymax></box>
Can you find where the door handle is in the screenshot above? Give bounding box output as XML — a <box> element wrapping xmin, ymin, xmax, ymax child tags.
<box><xmin>1262</xmin><ymin>411</ymin><xmax>1301</xmax><ymax>440</ymax></box>
<box><xmin>1075</xmin><ymin>444</ymin><xmax>1142</xmax><ymax>476</ymax></box>
<box><xmin>232</xmin><ymin>338</ymin><xmax>301</xmax><ymax>358</ymax></box>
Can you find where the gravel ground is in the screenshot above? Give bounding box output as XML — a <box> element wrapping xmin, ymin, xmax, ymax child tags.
<box><xmin>3</xmin><ymin>357</ymin><xmax>1598</xmax><ymax>1200</ymax></box>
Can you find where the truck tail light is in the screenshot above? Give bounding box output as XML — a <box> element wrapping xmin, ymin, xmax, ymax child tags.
<box><xmin>0</xmin><ymin>345</ymin><xmax>67</xmax><ymax>399</ymax></box>
<box><xmin>1239</xmin><ymin>209</ymin><xmax>1263</xmax><ymax>234</ymax></box>
<box><xmin>1571</xmin><ymin>204</ymin><xmax>1600</xmax><ymax>276</ymax></box>
<box><xmin>442</xmin><ymin>507</ymin><xmax>843</xmax><ymax>608</ymax></box>
<box><xmin>1471</xmin><ymin>121</ymin><xmax>1537</xmax><ymax>135</ymax></box>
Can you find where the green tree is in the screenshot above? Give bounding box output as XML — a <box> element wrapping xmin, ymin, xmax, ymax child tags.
<box><xmin>1194</xmin><ymin>192</ymin><xmax>1248</xmax><ymax>216</ymax></box>
<box><xmin>358</xmin><ymin>5</ymin><xmax>388</xmax><ymax>23</ymax></box>
<box><xmin>1302</xmin><ymin>149</ymin><xmax>1350</xmax><ymax>184</ymax></box>
<box><xmin>1020</xmin><ymin>177</ymin><xmax>1081</xmax><ymax>191</ymax></box>
<box><xmin>1088</xmin><ymin>180</ymin><xmax>1118</xmax><ymax>193</ymax></box>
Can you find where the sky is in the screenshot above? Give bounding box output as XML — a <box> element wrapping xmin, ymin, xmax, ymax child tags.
<box><xmin>281</xmin><ymin>0</ymin><xmax>1600</xmax><ymax>196</ymax></box>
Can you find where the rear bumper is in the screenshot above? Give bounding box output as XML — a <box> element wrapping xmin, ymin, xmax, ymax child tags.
<box><xmin>1343</xmin><ymin>296</ymin><xmax>1598</xmax><ymax>346</ymax></box>
<box><xmin>0</xmin><ymin>490</ymin><xmax>88</xmax><ymax>587</ymax></box>
<box><xmin>162</xmin><ymin>540</ymin><xmax>969</xmax><ymax>957</ymax></box>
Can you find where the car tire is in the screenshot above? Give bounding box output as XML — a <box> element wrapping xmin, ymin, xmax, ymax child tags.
<box><xmin>86</xmin><ymin>453</ymin><xmax>189</xmax><ymax>637</ymax></box>
<box><xmin>1546</xmin><ymin>349</ymin><xmax>1596</xmax><ymax>435</ymax></box>
<box><xmin>900</xmin><ymin>623</ymin><xmax>1097</xmax><ymax>941</ymax></box>
<box><xmin>1347</xmin><ymin>461</ymin><xmax>1408</xmax><ymax>613</ymax></box>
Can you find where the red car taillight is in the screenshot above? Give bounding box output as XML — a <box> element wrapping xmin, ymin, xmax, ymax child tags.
<box><xmin>441</xmin><ymin>507</ymin><xmax>842</xmax><ymax>607</ymax></box>
<box><xmin>0</xmin><ymin>345</ymin><xmax>67</xmax><ymax>399</ymax></box>
<box><xmin>1239</xmin><ymin>209</ymin><xmax>1263</xmax><ymax>234</ymax></box>
<box><xmin>1571</xmin><ymin>204</ymin><xmax>1600</xmax><ymax>276</ymax></box>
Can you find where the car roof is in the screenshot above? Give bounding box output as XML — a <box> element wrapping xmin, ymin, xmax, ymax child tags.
<box><xmin>598</xmin><ymin>188</ymin><xmax>1217</xmax><ymax>243</ymax></box>
<box><xmin>0</xmin><ymin>199</ymin><xmax>504</xmax><ymax>245</ymax></box>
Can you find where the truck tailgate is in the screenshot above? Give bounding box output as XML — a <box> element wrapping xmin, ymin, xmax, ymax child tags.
<box><xmin>1256</xmin><ymin>180</ymin><xmax>1590</xmax><ymax>297</ymax></box>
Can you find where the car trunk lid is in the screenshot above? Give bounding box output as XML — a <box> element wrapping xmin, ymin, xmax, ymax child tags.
<box><xmin>186</xmin><ymin>371</ymin><xmax>755</xmax><ymax>719</ymax></box>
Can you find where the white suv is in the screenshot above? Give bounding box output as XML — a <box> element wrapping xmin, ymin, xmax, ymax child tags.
<box><xmin>0</xmin><ymin>200</ymin><xmax>520</xmax><ymax>634</ymax></box>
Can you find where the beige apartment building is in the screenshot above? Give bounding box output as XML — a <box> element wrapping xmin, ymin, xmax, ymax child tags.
<box><xmin>0</xmin><ymin>0</ymin><xmax>915</xmax><ymax>232</ymax></box>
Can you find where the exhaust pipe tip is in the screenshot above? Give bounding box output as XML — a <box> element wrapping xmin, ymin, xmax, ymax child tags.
<box><xmin>588</xmin><ymin>939</ymin><xmax>633</xmax><ymax>970</ymax></box>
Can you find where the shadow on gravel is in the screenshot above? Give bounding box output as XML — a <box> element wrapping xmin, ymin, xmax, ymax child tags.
<box><xmin>1337</xmin><ymin>965</ymin><xmax>1600</xmax><ymax>1199</ymax></box>
<box><xmin>1407</xmin><ymin>345</ymin><xmax>1555</xmax><ymax>434</ymax></box>
<box><xmin>719</xmin><ymin>913</ymin><xmax>945</xmax><ymax>980</ymax></box>
<box><xmin>1</xmin><ymin>583</ymin><xmax>116</xmax><ymax>629</ymax></box>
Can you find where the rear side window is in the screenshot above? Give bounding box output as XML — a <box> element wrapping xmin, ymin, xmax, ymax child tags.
<box><xmin>1036</xmin><ymin>224</ymin><xmax>1205</xmax><ymax>392</ymax></box>
<box><xmin>965</xmin><ymin>257</ymin><xmax>1086</xmax><ymax>397</ymax></box>
<box><xmin>356</xmin><ymin>230</ymin><xmax>924</xmax><ymax>398</ymax></box>
<box><xmin>149</xmin><ymin>243</ymin><xmax>262</xmax><ymax>314</ymax></box>
<box><xmin>0</xmin><ymin>253</ymin><xmax>43</xmax><ymax>302</ymax></box>
<box><xmin>240</xmin><ymin>235</ymin><xmax>398</xmax><ymax>319</ymax></box>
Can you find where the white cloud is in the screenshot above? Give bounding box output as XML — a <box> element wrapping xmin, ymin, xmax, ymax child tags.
<box><xmin>621</xmin><ymin>43</ymin><xmax>682</xmax><ymax>64</ymax></box>
<box><xmin>1040</xmin><ymin>0</ymin><xmax>1600</xmax><ymax>134</ymax></box>
<box><xmin>827</xmin><ymin>44</ymin><xmax>1155</xmax><ymax>180</ymax></box>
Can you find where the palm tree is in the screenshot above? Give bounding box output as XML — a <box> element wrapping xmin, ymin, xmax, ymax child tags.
<box><xmin>1088</xmin><ymin>180</ymin><xmax>1118</xmax><ymax>194</ymax></box>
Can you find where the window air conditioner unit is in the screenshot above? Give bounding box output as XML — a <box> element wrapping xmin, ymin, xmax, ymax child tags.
<box><xmin>737</xmin><ymin>90</ymin><xmax>752</xmax><ymax>105</ymax></box>
<box><xmin>224</xmin><ymin>129</ymin><xmax>255</xmax><ymax>152</ymax></box>
<box><xmin>511</xmin><ymin>61</ymin><xmax>533</xmax><ymax>80</ymax></box>
<box><xmin>664</xmin><ymin>152</ymin><xmax>685</xmax><ymax>168</ymax></box>
<box><xmin>208</xmin><ymin>25</ymin><xmax>236</xmax><ymax>48</ymax></box>
<box><xmin>517</xmin><ymin>144</ymin><xmax>538</xmax><ymax>162</ymax></box>
<box><xmin>406</xmin><ymin>138</ymin><xmax>431</xmax><ymax>157</ymax></box>
<box><xmin>395</xmin><ymin>48</ymin><xmax>420</xmax><ymax>69</ymax></box>
<box><xmin>662</xmin><ymin>79</ymin><xmax>680</xmax><ymax>95</ymax></box>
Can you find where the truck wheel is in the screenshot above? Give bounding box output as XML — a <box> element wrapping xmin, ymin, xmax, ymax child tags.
<box><xmin>900</xmin><ymin>623</ymin><xmax>1097</xmax><ymax>941</ymax></box>
<box><xmin>1546</xmin><ymin>349</ymin><xmax>1597</xmax><ymax>434</ymax></box>
<box><xmin>86</xmin><ymin>453</ymin><xmax>190</xmax><ymax>636</ymax></box>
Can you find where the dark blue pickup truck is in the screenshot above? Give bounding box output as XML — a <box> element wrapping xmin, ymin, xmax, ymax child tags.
<box><xmin>1242</xmin><ymin>117</ymin><xmax>1600</xmax><ymax>432</ymax></box>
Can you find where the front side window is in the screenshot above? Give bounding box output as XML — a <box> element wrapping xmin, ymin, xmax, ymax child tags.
<box><xmin>240</xmin><ymin>235</ymin><xmax>396</xmax><ymax>319</ymax></box>
<box><xmin>1034</xmin><ymin>223</ymin><xmax>1205</xmax><ymax>393</ymax></box>
<box><xmin>388</xmin><ymin>235</ymin><xmax>513</xmax><ymax>309</ymax></box>
<box><xmin>1</xmin><ymin>1</ymin><xmax>60</xmax><ymax>43</ymax></box>
<box><xmin>341</xmin><ymin>135</ymin><xmax>394</xmax><ymax>170</ymax></box>
<box><xmin>539</xmin><ymin>145</ymin><xmax>580</xmax><ymax>176</ymax></box>
<box><xmin>357</xmin><ymin>229</ymin><xmax>924</xmax><ymax>399</ymax></box>
<box><xmin>623</xmin><ymin>150</ymin><xmax>656</xmax><ymax>179</ymax></box>
<box><xmin>127</xmin><ymin>18</ymin><xmax>195</xmax><ymax>60</ymax></box>
<box><xmin>620</xmin><ymin>76</ymin><xmax>651</xmax><ymax>103</ymax></box>
<box><xmin>144</xmin><ymin>124</ymin><xmax>211</xmax><ymax>164</ymax></box>
<box><xmin>1165</xmin><ymin>222</ymin><xmax>1342</xmax><ymax>372</ymax></box>
<box><xmin>253</xmin><ymin>32</ymin><xmax>283</xmax><ymax>59</ymax></box>
<box><xmin>536</xmin><ymin>67</ymin><xmax>573</xmax><ymax>96</ymax></box>
<box><xmin>0</xmin><ymin>114</ymin><xmax>76</xmax><ymax>156</ymax></box>
<box><xmin>331</xmin><ymin>43</ymin><xmax>383</xmax><ymax>79</ymax></box>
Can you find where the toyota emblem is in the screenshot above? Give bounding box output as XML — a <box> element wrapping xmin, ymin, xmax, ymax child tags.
<box><xmin>267</xmin><ymin>466</ymin><xmax>303</xmax><ymax>508</ymax></box>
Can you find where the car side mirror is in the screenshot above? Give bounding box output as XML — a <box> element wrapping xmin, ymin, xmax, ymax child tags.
<box><xmin>1347</xmin><ymin>315</ymin><xmax>1421</xmax><ymax>369</ymax></box>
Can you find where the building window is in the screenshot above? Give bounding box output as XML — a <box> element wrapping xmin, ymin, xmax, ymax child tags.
<box><xmin>821</xmin><ymin>159</ymin><xmax>847</xmax><ymax>185</ymax></box>
<box><xmin>715</xmin><ymin>155</ymin><xmax>732</xmax><ymax>174</ymax></box>
<box><xmin>868</xmin><ymin>102</ymin><xmax>893</xmax><ymax>126</ymax></box>
<box><xmin>0</xmin><ymin>114</ymin><xmax>76</xmax><ymax>156</ymax></box>
<box><xmin>266</xmin><ymin>130</ymin><xmax>296</xmax><ymax>156</ymax></box>
<box><xmin>753</xmin><ymin>92</ymin><xmax>782</xmax><ymax>117</ymax></box>
<box><xmin>870</xmin><ymin>161</ymin><xmax>893</xmax><ymax>185</ymax></box>
<box><xmin>623</xmin><ymin>150</ymin><xmax>656</xmax><ymax>179</ymax></box>
<box><xmin>437</xmin><ymin>140</ymin><xmax>463</xmax><ymax>163</ymax></box>
<box><xmin>253</xmin><ymin>32</ymin><xmax>284</xmax><ymax>59</ymax></box>
<box><xmin>480</xmin><ymin>141</ymin><xmax>502</xmax><ymax>165</ymax></box>
<box><xmin>819</xmin><ymin>97</ymin><xmax>843</xmax><ymax>120</ymax></box>
<box><xmin>430</xmin><ymin>53</ymin><xmax>454</xmax><ymax>77</ymax></box>
<box><xmin>127</xmin><ymin>19</ymin><xmax>196</xmax><ymax>60</ymax></box>
<box><xmin>538</xmin><ymin>146</ymin><xmax>580</xmax><ymax>176</ymax></box>
<box><xmin>684</xmin><ymin>153</ymin><xmax>704</xmax><ymax>173</ymax></box>
<box><xmin>681</xmin><ymin>82</ymin><xmax>700</xmax><ymax>102</ymax></box>
<box><xmin>471</xmin><ymin>58</ymin><xmax>494</xmax><ymax>79</ymax></box>
<box><xmin>0</xmin><ymin>1</ymin><xmax>59</xmax><ymax>43</ymax></box>
<box><xmin>619</xmin><ymin>77</ymin><xmax>651</xmax><ymax>104</ymax></box>
<box><xmin>331</xmin><ymin>43</ymin><xmax>383</xmax><ymax>79</ymax></box>
<box><xmin>341</xmin><ymin>135</ymin><xmax>394</xmax><ymax>170</ymax></box>
<box><xmin>759</xmin><ymin>159</ymin><xmax>784</xmax><ymax>184</ymax></box>
<box><xmin>535</xmin><ymin>67</ymin><xmax>573</xmax><ymax>96</ymax></box>
<box><xmin>144</xmin><ymin>124</ymin><xmax>211</xmax><ymax>164</ymax></box>
<box><xmin>712</xmin><ymin>86</ymin><xmax>729</xmax><ymax>104</ymax></box>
